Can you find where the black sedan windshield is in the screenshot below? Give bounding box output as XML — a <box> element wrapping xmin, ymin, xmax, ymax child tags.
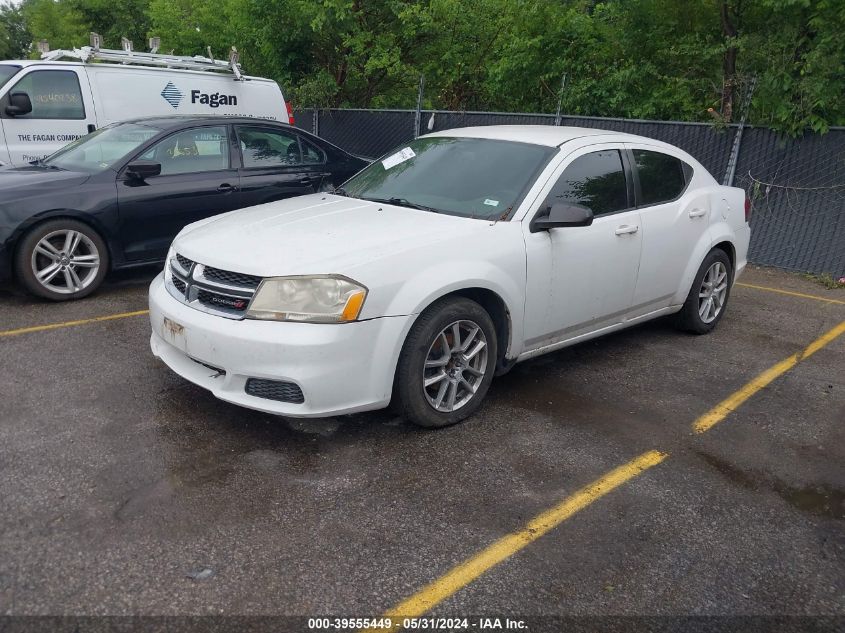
<box><xmin>44</xmin><ymin>123</ymin><xmax>160</xmax><ymax>173</ymax></box>
<box><xmin>342</xmin><ymin>137</ymin><xmax>554</xmax><ymax>219</ymax></box>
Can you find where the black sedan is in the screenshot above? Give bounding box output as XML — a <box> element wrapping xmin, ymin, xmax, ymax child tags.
<box><xmin>0</xmin><ymin>116</ymin><xmax>368</xmax><ymax>300</ymax></box>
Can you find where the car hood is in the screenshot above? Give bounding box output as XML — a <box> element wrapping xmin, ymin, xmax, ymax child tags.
<box><xmin>0</xmin><ymin>166</ymin><xmax>91</xmax><ymax>194</ymax></box>
<box><xmin>174</xmin><ymin>194</ymin><xmax>488</xmax><ymax>277</ymax></box>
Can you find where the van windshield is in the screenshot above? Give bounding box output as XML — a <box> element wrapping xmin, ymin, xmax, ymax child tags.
<box><xmin>0</xmin><ymin>65</ymin><xmax>21</xmax><ymax>90</ymax></box>
<box><xmin>43</xmin><ymin>123</ymin><xmax>160</xmax><ymax>173</ymax></box>
<box><xmin>341</xmin><ymin>136</ymin><xmax>555</xmax><ymax>220</ymax></box>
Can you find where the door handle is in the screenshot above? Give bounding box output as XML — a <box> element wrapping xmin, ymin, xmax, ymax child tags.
<box><xmin>217</xmin><ymin>183</ymin><xmax>237</xmax><ymax>193</ymax></box>
<box><xmin>615</xmin><ymin>225</ymin><xmax>639</xmax><ymax>235</ymax></box>
<box><xmin>689</xmin><ymin>208</ymin><xmax>707</xmax><ymax>218</ymax></box>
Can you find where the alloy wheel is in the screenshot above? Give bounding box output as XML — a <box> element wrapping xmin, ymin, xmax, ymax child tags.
<box><xmin>422</xmin><ymin>319</ymin><xmax>488</xmax><ymax>412</ymax></box>
<box><xmin>30</xmin><ymin>229</ymin><xmax>101</xmax><ymax>295</ymax></box>
<box><xmin>698</xmin><ymin>261</ymin><xmax>728</xmax><ymax>324</ymax></box>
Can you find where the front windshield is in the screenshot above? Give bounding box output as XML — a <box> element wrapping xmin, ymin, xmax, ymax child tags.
<box><xmin>342</xmin><ymin>136</ymin><xmax>554</xmax><ymax>219</ymax></box>
<box><xmin>43</xmin><ymin>123</ymin><xmax>160</xmax><ymax>173</ymax></box>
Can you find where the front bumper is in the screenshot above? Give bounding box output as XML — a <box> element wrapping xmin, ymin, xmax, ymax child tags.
<box><xmin>148</xmin><ymin>273</ymin><xmax>413</xmax><ymax>417</ymax></box>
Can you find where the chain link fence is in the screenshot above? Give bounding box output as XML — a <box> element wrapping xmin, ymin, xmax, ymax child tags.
<box><xmin>295</xmin><ymin>108</ymin><xmax>844</xmax><ymax>277</ymax></box>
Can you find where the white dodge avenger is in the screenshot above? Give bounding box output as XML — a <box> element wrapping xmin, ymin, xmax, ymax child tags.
<box><xmin>149</xmin><ymin>126</ymin><xmax>750</xmax><ymax>427</ymax></box>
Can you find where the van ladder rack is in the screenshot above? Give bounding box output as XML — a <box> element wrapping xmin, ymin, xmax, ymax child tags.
<box><xmin>40</xmin><ymin>46</ymin><xmax>245</xmax><ymax>80</ymax></box>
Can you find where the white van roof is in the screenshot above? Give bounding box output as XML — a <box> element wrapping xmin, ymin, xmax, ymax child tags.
<box><xmin>0</xmin><ymin>59</ymin><xmax>276</xmax><ymax>83</ymax></box>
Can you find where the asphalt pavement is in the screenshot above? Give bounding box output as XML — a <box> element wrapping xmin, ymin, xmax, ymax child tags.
<box><xmin>0</xmin><ymin>264</ymin><xmax>843</xmax><ymax>631</ymax></box>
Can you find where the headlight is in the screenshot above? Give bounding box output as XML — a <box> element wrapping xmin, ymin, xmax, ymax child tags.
<box><xmin>246</xmin><ymin>275</ymin><xmax>367</xmax><ymax>323</ymax></box>
<box><xmin>164</xmin><ymin>246</ymin><xmax>175</xmax><ymax>279</ymax></box>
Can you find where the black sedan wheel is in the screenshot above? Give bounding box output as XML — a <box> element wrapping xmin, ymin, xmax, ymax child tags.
<box><xmin>15</xmin><ymin>219</ymin><xmax>109</xmax><ymax>301</ymax></box>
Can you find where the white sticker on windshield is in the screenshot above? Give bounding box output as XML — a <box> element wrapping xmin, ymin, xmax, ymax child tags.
<box><xmin>484</xmin><ymin>199</ymin><xmax>499</xmax><ymax>207</ymax></box>
<box><xmin>382</xmin><ymin>147</ymin><xmax>416</xmax><ymax>170</ymax></box>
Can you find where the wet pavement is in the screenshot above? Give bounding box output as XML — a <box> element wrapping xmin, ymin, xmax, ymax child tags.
<box><xmin>0</xmin><ymin>265</ymin><xmax>843</xmax><ymax>622</ymax></box>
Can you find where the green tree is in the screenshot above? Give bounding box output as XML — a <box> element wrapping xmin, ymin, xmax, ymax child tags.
<box><xmin>0</xmin><ymin>1</ymin><xmax>31</xmax><ymax>58</ymax></box>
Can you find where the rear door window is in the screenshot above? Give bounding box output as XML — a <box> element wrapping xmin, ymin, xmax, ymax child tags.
<box><xmin>236</xmin><ymin>126</ymin><xmax>302</xmax><ymax>168</ymax></box>
<box><xmin>633</xmin><ymin>149</ymin><xmax>689</xmax><ymax>205</ymax></box>
<box><xmin>547</xmin><ymin>149</ymin><xmax>629</xmax><ymax>216</ymax></box>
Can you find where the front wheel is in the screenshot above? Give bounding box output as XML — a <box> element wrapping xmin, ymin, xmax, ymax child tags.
<box><xmin>14</xmin><ymin>219</ymin><xmax>109</xmax><ymax>301</ymax></box>
<box><xmin>394</xmin><ymin>297</ymin><xmax>497</xmax><ymax>428</ymax></box>
<box><xmin>674</xmin><ymin>248</ymin><xmax>733</xmax><ymax>334</ymax></box>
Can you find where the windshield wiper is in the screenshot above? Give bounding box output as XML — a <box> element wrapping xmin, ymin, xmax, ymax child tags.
<box><xmin>361</xmin><ymin>196</ymin><xmax>443</xmax><ymax>214</ymax></box>
<box><xmin>30</xmin><ymin>158</ymin><xmax>63</xmax><ymax>170</ymax></box>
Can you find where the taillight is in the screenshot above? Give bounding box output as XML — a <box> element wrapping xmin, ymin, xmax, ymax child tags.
<box><xmin>744</xmin><ymin>196</ymin><xmax>751</xmax><ymax>223</ymax></box>
<box><xmin>286</xmin><ymin>102</ymin><xmax>295</xmax><ymax>126</ymax></box>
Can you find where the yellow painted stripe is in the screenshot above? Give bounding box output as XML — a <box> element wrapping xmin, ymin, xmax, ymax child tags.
<box><xmin>693</xmin><ymin>320</ymin><xmax>845</xmax><ymax>433</ymax></box>
<box><xmin>0</xmin><ymin>309</ymin><xmax>149</xmax><ymax>338</ymax></box>
<box><xmin>367</xmin><ymin>450</ymin><xmax>667</xmax><ymax>631</ymax></box>
<box><xmin>736</xmin><ymin>282</ymin><xmax>845</xmax><ymax>305</ymax></box>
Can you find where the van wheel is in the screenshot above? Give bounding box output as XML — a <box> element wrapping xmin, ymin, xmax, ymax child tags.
<box><xmin>394</xmin><ymin>297</ymin><xmax>497</xmax><ymax>428</ymax></box>
<box><xmin>15</xmin><ymin>219</ymin><xmax>108</xmax><ymax>301</ymax></box>
<box><xmin>674</xmin><ymin>248</ymin><xmax>732</xmax><ymax>334</ymax></box>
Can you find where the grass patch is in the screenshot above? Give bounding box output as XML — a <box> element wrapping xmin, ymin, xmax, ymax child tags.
<box><xmin>803</xmin><ymin>272</ymin><xmax>845</xmax><ymax>290</ymax></box>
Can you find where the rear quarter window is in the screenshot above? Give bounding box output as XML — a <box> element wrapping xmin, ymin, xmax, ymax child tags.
<box><xmin>633</xmin><ymin>149</ymin><xmax>690</xmax><ymax>206</ymax></box>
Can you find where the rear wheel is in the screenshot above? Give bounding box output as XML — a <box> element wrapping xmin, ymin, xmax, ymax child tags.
<box><xmin>394</xmin><ymin>297</ymin><xmax>497</xmax><ymax>428</ymax></box>
<box><xmin>15</xmin><ymin>219</ymin><xmax>108</xmax><ymax>301</ymax></box>
<box><xmin>674</xmin><ymin>248</ymin><xmax>732</xmax><ymax>334</ymax></box>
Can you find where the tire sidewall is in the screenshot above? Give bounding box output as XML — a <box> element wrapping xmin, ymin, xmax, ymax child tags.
<box><xmin>683</xmin><ymin>249</ymin><xmax>733</xmax><ymax>333</ymax></box>
<box><xmin>15</xmin><ymin>219</ymin><xmax>109</xmax><ymax>301</ymax></box>
<box><xmin>396</xmin><ymin>298</ymin><xmax>498</xmax><ymax>428</ymax></box>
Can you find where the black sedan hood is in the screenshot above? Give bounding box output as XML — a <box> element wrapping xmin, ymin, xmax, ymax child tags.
<box><xmin>0</xmin><ymin>166</ymin><xmax>91</xmax><ymax>196</ymax></box>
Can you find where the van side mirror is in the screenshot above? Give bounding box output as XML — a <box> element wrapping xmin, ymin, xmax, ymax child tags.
<box><xmin>5</xmin><ymin>92</ymin><xmax>33</xmax><ymax>117</ymax></box>
<box><xmin>530</xmin><ymin>202</ymin><xmax>594</xmax><ymax>232</ymax></box>
<box><xmin>125</xmin><ymin>160</ymin><xmax>161</xmax><ymax>181</ymax></box>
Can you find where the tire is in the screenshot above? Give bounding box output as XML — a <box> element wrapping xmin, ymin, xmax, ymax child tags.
<box><xmin>394</xmin><ymin>297</ymin><xmax>498</xmax><ymax>428</ymax></box>
<box><xmin>674</xmin><ymin>248</ymin><xmax>733</xmax><ymax>334</ymax></box>
<box><xmin>14</xmin><ymin>219</ymin><xmax>109</xmax><ymax>301</ymax></box>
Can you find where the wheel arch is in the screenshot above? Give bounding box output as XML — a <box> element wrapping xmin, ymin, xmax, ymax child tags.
<box><xmin>436</xmin><ymin>287</ymin><xmax>513</xmax><ymax>374</ymax></box>
<box><xmin>712</xmin><ymin>240</ymin><xmax>736</xmax><ymax>276</ymax></box>
<box><xmin>9</xmin><ymin>211</ymin><xmax>114</xmax><ymax>273</ymax></box>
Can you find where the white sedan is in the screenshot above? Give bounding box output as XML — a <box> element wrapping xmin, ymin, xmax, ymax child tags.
<box><xmin>149</xmin><ymin>126</ymin><xmax>750</xmax><ymax>427</ymax></box>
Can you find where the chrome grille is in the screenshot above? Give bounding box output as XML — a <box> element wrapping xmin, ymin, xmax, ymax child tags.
<box><xmin>166</xmin><ymin>253</ymin><xmax>261</xmax><ymax>319</ymax></box>
<box><xmin>176</xmin><ymin>253</ymin><xmax>194</xmax><ymax>271</ymax></box>
<box><xmin>172</xmin><ymin>276</ymin><xmax>187</xmax><ymax>295</ymax></box>
<box><xmin>245</xmin><ymin>378</ymin><xmax>305</xmax><ymax>404</ymax></box>
<box><xmin>204</xmin><ymin>266</ymin><xmax>262</xmax><ymax>288</ymax></box>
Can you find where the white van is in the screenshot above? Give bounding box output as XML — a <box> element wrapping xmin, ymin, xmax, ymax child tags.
<box><xmin>0</xmin><ymin>46</ymin><xmax>292</xmax><ymax>166</ymax></box>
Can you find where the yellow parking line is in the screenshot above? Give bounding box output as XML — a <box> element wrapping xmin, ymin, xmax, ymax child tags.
<box><xmin>693</xmin><ymin>320</ymin><xmax>845</xmax><ymax>434</ymax></box>
<box><xmin>736</xmin><ymin>282</ymin><xmax>845</xmax><ymax>305</ymax></box>
<box><xmin>0</xmin><ymin>309</ymin><xmax>150</xmax><ymax>338</ymax></box>
<box><xmin>366</xmin><ymin>450</ymin><xmax>667</xmax><ymax>630</ymax></box>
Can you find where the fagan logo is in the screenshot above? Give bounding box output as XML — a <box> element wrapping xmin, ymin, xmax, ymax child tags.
<box><xmin>160</xmin><ymin>82</ymin><xmax>184</xmax><ymax>108</ymax></box>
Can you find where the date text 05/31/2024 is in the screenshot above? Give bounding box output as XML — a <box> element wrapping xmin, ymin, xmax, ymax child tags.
<box><xmin>307</xmin><ymin>617</ymin><xmax>528</xmax><ymax>630</ymax></box>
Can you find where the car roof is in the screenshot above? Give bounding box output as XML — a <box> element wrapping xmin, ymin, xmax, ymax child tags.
<box><xmin>112</xmin><ymin>115</ymin><xmax>293</xmax><ymax>131</ymax></box>
<box><xmin>425</xmin><ymin>125</ymin><xmax>654</xmax><ymax>147</ymax></box>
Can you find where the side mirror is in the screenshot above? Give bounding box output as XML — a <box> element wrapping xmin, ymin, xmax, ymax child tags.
<box><xmin>530</xmin><ymin>202</ymin><xmax>594</xmax><ymax>233</ymax></box>
<box><xmin>125</xmin><ymin>160</ymin><xmax>161</xmax><ymax>181</ymax></box>
<box><xmin>5</xmin><ymin>92</ymin><xmax>33</xmax><ymax>117</ymax></box>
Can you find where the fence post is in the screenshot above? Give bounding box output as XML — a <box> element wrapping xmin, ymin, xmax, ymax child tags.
<box><xmin>554</xmin><ymin>73</ymin><xmax>567</xmax><ymax>126</ymax></box>
<box><xmin>414</xmin><ymin>75</ymin><xmax>425</xmax><ymax>138</ymax></box>
<box><xmin>722</xmin><ymin>76</ymin><xmax>757</xmax><ymax>186</ymax></box>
